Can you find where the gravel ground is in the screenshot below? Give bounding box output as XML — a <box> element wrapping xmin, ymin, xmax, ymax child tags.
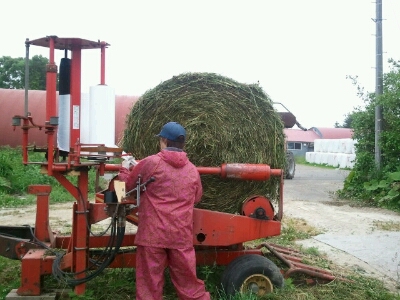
<box><xmin>283</xmin><ymin>164</ymin><xmax>400</xmax><ymax>292</ymax></box>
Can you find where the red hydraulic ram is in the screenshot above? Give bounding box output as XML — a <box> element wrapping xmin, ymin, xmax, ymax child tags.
<box><xmin>196</xmin><ymin>163</ymin><xmax>281</xmax><ymax>180</ymax></box>
<box><xmin>105</xmin><ymin>163</ymin><xmax>282</xmax><ymax>180</ymax></box>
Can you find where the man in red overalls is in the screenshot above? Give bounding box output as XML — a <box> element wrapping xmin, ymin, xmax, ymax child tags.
<box><xmin>119</xmin><ymin>122</ymin><xmax>210</xmax><ymax>300</ymax></box>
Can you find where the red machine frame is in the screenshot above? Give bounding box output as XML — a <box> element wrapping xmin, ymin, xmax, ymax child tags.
<box><xmin>4</xmin><ymin>36</ymin><xmax>342</xmax><ymax>297</ymax></box>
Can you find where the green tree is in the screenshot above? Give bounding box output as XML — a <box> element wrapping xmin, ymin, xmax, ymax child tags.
<box><xmin>0</xmin><ymin>56</ymin><xmax>24</xmax><ymax>89</ymax></box>
<box><xmin>28</xmin><ymin>55</ymin><xmax>47</xmax><ymax>90</ymax></box>
<box><xmin>339</xmin><ymin>59</ymin><xmax>400</xmax><ymax>210</ymax></box>
<box><xmin>0</xmin><ymin>55</ymin><xmax>48</xmax><ymax>90</ymax></box>
<box><xmin>334</xmin><ymin>113</ymin><xmax>354</xmax><ymax>128</ymax></box>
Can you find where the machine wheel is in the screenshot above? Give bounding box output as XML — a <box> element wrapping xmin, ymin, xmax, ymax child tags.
<box><xmin>285</xmin><ymin>151</ymin><xmax>296</xmax><ymax>179</ymax></box>
<box><xmin>221</xmin><ymin>254</ymin><xmax>284</xmax><ymax>297</ymax></box>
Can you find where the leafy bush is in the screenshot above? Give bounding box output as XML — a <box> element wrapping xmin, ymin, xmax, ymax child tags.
<box><xmin>339</xmin><ymin>60</ymin><xmax>400</xmax><ymax>211</ymax></box>
<box><xmin>364</xmin><ymin>170</ymin><xmax>400</xmax><ymax>209</ymax></box>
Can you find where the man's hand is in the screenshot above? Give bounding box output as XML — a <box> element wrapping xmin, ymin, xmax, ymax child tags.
<box><xmin>122</xmin><ymin>156</ymin><xmax>138</xmax><ymax>169</ymax></box>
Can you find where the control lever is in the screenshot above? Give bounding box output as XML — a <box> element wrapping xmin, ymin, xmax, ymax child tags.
<box><xmin>125</xmin><ymin>175</ymin><xmax>155</xmax><ymax>207</ymax></box>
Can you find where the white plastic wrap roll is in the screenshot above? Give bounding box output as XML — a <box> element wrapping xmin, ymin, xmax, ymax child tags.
<box><xmin>57</xmin><ymin>94</ymin><xmax>70</xmax><ymax>152</ymax></box>
<box><xmin>88</xmin><ymin>85</ymin><xmax>116</xmax><ymax>147</ymax></box>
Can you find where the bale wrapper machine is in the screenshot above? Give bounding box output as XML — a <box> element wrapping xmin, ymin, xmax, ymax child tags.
<box><xmin>1</xmin><ymin>36</ymin><xmax>341</xmax><ymax>298</ymax></box>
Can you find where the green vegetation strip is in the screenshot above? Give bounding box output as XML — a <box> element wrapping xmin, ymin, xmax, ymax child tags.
<box><xmin>1</xmin><ymin>217</ymin><xmax>398</xmax><ymax>300</ymax></box>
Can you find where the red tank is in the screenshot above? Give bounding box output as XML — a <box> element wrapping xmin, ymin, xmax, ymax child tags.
<box><xmin>0</xmin><ymin>88</ymin><xmax>139</xmax><ymax>148</ymax></box>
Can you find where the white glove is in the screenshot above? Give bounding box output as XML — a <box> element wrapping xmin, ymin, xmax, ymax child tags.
<box><xmin>122</xmin><ymin>155</ymin><xmax>138</xmax><ymax>169</ymax></box>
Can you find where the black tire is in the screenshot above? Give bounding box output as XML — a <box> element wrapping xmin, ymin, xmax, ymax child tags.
<box><xmin>285</xmin><ymin>151</ymin><xmax>295</xmax><ymax>179</ymax></box>
<box><xmin>221</xmin><ymin>254</ymin><xmax>284</xmax><ymax>297</ymax></box>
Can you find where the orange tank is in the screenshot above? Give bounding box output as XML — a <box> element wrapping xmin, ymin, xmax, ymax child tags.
<box><xmin>0</xmin><ymin>88</ymin><xmax>139</xmax><ymax>148</ymax></box>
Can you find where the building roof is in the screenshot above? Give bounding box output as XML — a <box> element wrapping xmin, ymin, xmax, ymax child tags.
<box><xmin>284</xmin><ymin>127</ymin><xmax>353</xmax><ymax>143</ymax></box>
<box><xmin>309</xmin><ymin>127</ymin><xmax>353</xmax><ymax>139</ymax></box>
<box><xmin>284</xmin><ymin>129</ymin><xmax>319</xmax><ymax>143</ymax></box>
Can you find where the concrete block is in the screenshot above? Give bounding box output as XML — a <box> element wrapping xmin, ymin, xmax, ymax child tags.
<box><xmin>6</xmin><ymin>289</ymin><xmax>72</xmax><ymax>300</ymax></box>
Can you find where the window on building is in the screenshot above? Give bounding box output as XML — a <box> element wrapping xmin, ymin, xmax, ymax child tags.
<box><xmin>287</xmin><ymin>142</ymin><xmax>302</xmax><ymax>150</ymax></box>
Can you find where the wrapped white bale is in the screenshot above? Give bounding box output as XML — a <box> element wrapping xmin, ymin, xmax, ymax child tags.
<box><xmin>347</xmin><ymin>154</ymin><xmax>356</xmax><ymax>168</ymax></box>
<box><xmin>321</xmin><ymin>140</ymin><xmax>330</xmax><ymax>153</ymax></box>
<box><xmin>329</xmin><ymin>140</ymin><xmax>341</xmax><ymax>153</ymax></box>
<box><xmin>305</xmin><ymin>151</ymin><xmax>316</xmax><ymax>164</ymax></box>
<box><xmin>327</xmin><ymin>153</ymin><xmax>338</xmax><ymax>167</ymax></box>
<box><xmin>314</xmin><ymin>139</ymin><xmax>322</xmax><ymax>152</ymax></box>
<box><xmin>320</xmin><ymin>153</ymin><xmax>329</xmax><ymax>165</ymax></box>
<box><xmin>313</xmin><ymin>152</ymin><xmax>322</xmax><ymax>164</ymax></box>
<box><xmin>337</xmin><ymin>153</ymin><xmax>346</xmax><ymax>168</ymax></box>
<box><xmin>341</xmin><ymin>138</ymin><xmax>355</xmax><ymax>154</ymax></box>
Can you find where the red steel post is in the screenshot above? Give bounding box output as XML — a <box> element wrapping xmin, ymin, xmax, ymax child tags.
<box><xmin>45</xmin><ymin>36</ymin><xmax>57</xmax><ymax>121</ymax></box>
<box><xmin>70</xmin><ymin>45</ymin><xmax>82</xmax><ymax>152</ymax></box>
<box><xmin>45</xmin><ymin>37</ymin><xmax>57</xmax><ymax>174</ymax></box>
<box><xmin>100</xmin><ymin>41</ymin><xmax>107</xmax><ymax>85</ymax></box>
<box><xmin>73</xmin><ymin>169</ymin><xmax>89</xmax><ymax>295</ymax></box>
<box><xmin>28</xmin><ymin>185</ymin><xmax>54</xmax><ymax>243</ymax></box>
<box><xmin>17</xmin><ymin>249</ymin><xmax>54</xmax><ymax>296</ymax></box>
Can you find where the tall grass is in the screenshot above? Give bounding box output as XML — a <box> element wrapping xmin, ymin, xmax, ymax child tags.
<box><xmin>0</xmin><ymin>146</ymin><xmax>105</xmax><ymax>206</ymax></box>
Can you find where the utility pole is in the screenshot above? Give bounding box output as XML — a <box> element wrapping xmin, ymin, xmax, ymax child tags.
<box><xmin>374</xmin><ymin>0</ymin><xmax>383</xmax><ymax>170</ymax></box>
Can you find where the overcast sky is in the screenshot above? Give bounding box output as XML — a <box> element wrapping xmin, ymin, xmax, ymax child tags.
<box><xmin>2</xmin><ymin>0</ymin><xmax>400</xmax><ymax>128</ymax></box>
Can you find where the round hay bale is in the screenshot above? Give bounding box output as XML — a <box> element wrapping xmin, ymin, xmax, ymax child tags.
<box><xmin>121</xmin><ymin>72</ymin><xmax>286</xmax><ymax>214</ymax></box>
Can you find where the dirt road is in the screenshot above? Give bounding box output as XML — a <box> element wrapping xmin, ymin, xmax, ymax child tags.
<box><xmin>283</xmin><ymin>164</ymin><xmax>400</xmax><ymax>292</ymax></box>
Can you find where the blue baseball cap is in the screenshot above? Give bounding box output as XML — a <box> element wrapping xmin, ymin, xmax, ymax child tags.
<box><xmin>156</xmin><ymin>122</ymin><xmax>186</xmax><ymax>142</ymax></box>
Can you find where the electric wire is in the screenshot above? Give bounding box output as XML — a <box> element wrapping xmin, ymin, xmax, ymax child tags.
<box><xmin>50</xmin><ymin>186</ymin><xmax>126</xmax><ymax>286</ymax></box>
<box><xmin>77</xmin><ymin>187</ymin><xmax>114</xmax><ymax>237</ymax></box>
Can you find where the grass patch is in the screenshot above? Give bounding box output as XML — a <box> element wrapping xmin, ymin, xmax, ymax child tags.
<box><xmin>0</xmin><ymin>257</ymin><xmax>21</xmax><ymax>300</ymax></box>
<box><xmin>302</xmin><ymin>246</ymin><xmax>321</xmax><ymax>256</ymax></box>
<box><xmin>373</xmin><ymin>220</ymin><xmax>400</xmax><ymax>231</ymax></box>
<box><xmin>295</xmin><ymin>155</ymin><xmax>352</xmax><ymax>171</ymax></box>
<box><xmin>2</xmin><ymin>264</ymin><xmax>397</xmax><ymax>300</ymax></box>
<box><xmin>270</xmin><ymin>217</ymin><xmax>323</xmax><ymax>245</ymax></box>
<box><xmin>0</xmin><ymin>192</ymin><xmax>36</xmax><ymax>207</ymax></box>
<box><xmin>267</xmin><ymin>275</ymin><xmax>399</xmax><ymax>300</ymax></box>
